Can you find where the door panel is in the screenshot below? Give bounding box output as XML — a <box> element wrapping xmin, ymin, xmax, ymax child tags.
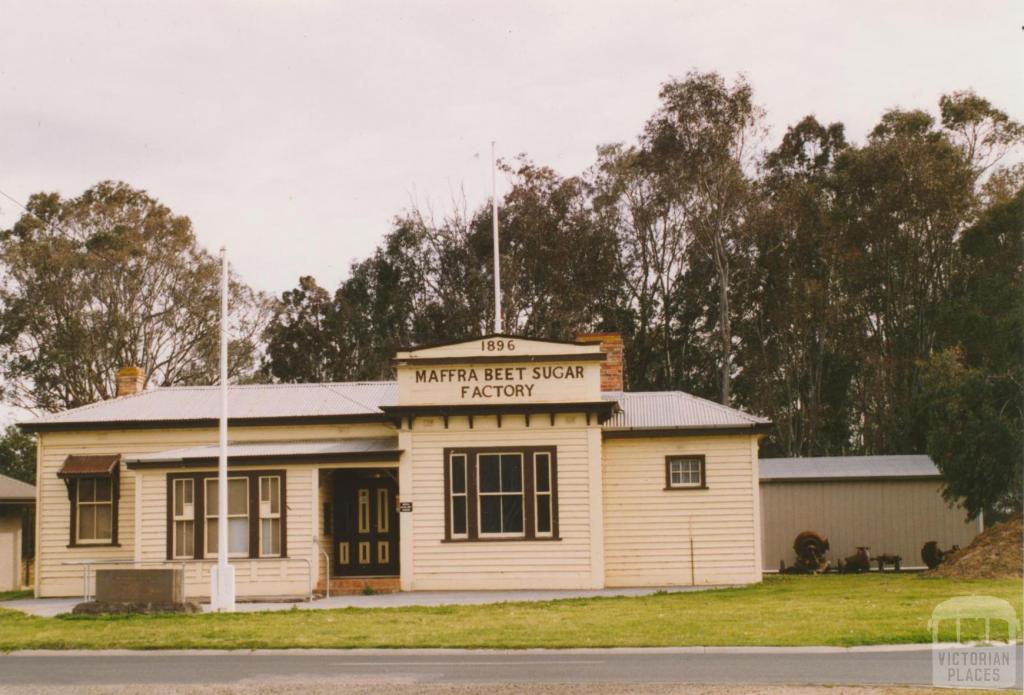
<box><xmin>333</xmin><ymin>471</ymin><xmax>399</xmax><ymax>577</ymax></box>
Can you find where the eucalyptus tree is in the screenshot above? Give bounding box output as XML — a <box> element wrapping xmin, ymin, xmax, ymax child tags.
<box><xmin>590</xmin><ymin>142</ymin><xmax>691</xmax><ymax>390</ymax></box>
<box><xmin>0</xmin><ymin>181</ymin><xmax>269</xmax><ymax>412</ymax></box>
<box><xmin>741</xmin><ymin>116</ymin><xmax>856</xmax><ymax>456</ymax></box>
<box><xmin>917</xmin><ymin>189</ymin><xmax>1024</xmax><ymax>520</ymax></box>
<box><xmin>593</xmin><ymin>71</ymin><xmax>764</xmax><ymax>403</ymax></box>
<box><xmin>260</xmin><ymin>275</ymin><xmax>347</xmax><ymax>383</ymax></box>
<box><xmin>0</xmin><ymin>424</ymin><xmax>35</xmax><ymax>484</ymax></box>
<box><xmin>262</xmin><ymin>160</ymin><xmax>617</xmax><ymax>383</ymax></box>
<box><xmin>490</xmin><ymin>158</ymin><xmax>619</xmax><ymax>338</ymax></box>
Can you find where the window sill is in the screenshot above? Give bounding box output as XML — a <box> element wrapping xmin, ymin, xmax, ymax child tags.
<box><xmin>67</xmin><ymin>542</ymin><xmax>120</xmax><ymax>548</ymax></box>
<box><xmin>441</xmin><ymin>537</ymin><xmax>561</xmax><ymax>543</ymax></box>
<box><xmin>664</xmin><ymin>486</ymin><xmax>708</xmax><ymax>491</ymax></box>
<box><xmin>169</xmin><ymin>556</ymin><xmax>291</xmax><ymax>562</ymax></box>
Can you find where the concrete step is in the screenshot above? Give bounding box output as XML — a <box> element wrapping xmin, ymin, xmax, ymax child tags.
<box><xmin>316</xmin><ymin>576</ymin><xmax>400</xmax><ymax>596</ymax></box>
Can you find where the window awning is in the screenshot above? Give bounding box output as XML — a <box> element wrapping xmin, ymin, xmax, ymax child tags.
<box><xmin>58</xmin><ymin>454</ymin><xmax>121</xmax><ymax>478</ymax></box>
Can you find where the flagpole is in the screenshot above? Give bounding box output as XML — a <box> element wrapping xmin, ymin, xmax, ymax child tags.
<box><xmin>491</xmin><ymin>141</ymin><xmax>502</xmax><ymax>333</ymax></box>
<box><xmin>213</xmin><ymin>247</ymin><xmax>235</xmax><ymax>611</ymax></box>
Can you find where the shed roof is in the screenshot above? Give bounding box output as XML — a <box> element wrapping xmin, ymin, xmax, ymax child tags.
<box><xmin>0</xmin><ymin>473</ymin><xmax>36</xmax><ymax>502</ymax></box>
<box><xmin>759</xmin><ymin>455</ymin><xmax>941</xmax><ymax>481</ymax></box>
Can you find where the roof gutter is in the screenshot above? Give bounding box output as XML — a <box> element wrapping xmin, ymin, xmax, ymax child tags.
<box><xmin>602</xmin><ymin>423</ymin><xmax>773</xmax><ymax>439</ymax></box>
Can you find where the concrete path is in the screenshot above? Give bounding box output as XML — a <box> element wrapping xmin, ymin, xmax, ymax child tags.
<box><xmin>0</xmin><ymin>585</ymin><xmax>715</xmax><ymax>617</ymax></box>
<box><xmin>2</xmin><ymin>647</ymin><xmax>1021</xmax><ymax>688</ymax></box>
<box><xmin>227</xmin><ymin>585</ymin><xmax>715</xmax><ymax>613</ymax></box>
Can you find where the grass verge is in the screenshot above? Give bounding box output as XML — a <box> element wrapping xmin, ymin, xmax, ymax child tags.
<box><xmin>0</xmin><ymin>589</ymin><xmax>32</xmax><ymax>602</ymax></box>
<box><xmin>0</xmin><ymin>575</ymin><xmax>1020</xmax><ymax>651</ymax></box>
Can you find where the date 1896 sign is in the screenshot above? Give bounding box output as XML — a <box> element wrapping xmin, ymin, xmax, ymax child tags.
<box><xmin>395</xmin><ymin>337</ymin><xmax>602</xmax><ymax>404</ymax></box>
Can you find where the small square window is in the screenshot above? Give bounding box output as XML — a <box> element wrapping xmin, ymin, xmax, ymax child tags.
<box><xmin>666</xmin><ymin>456</ymin><xmax>705</xmax><ymax>489</ymax></box>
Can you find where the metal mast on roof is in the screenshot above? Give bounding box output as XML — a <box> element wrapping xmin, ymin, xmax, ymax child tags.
<box><xmin>212</xmin><ymin>246</ymin><xmax>235</xmax><ymax>611</ymax></box>
<box><xmin>491</xmin><ymin>141</ymin><xmax>502</xmax><ymax>333</ymax></box>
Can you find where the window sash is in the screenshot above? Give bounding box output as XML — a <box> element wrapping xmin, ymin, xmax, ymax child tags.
<box><xmin>172</xmin><ymin>479</ymin><xmax>195</xmax><ymax>560</ymax></box>
<box><xmin>204</xmin><ymin>477</ymin><xmax>250</xmax><ymax>558</ymax></box>
<box><xmin>167</xmin><ymin>470</ymin><xmax>287</xmax><ymax>561</ymax></box>
<box><xmin>476</xmin><ymin>453</ymin><xmax>525</xmax><ymax>537</ymax></box>
<box><xmin>667</xmin><ymin>457</ymin><xmax>704</xmax><ymax>488</ymax></box>
<box><xmin>444</xmin><ymin>447</ymin><xmax>556</xmax><ymax>541</ymax></box>
<box><xmin>258</xmin><ymin>476</ymin><xmax>282</xmax><ymax>557</ymax></box>
<box><xmin>534</xmin><ymin>453</ymin><xmax>553</xmax><ymax>538</ymax></box>
<box><xmin>76</xmin><ymin>478</ymin><xmax>113</xmax><ymax>543</ymax></box>
<box><xmin>448</xmin><ymin>454</ymin><xmax>468</xmax><ymax>539</ymax></box>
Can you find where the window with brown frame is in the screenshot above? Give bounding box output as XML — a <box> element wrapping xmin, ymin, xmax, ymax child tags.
<box><xmin>665</xmin><ymin>455</ymin><xmax>707</xmax><ymax>490</ymax></box>
<box><xmin>63</xmin><ymin>475</ymin><xmax>120</xmax><ymax>547</ymax></box>
<box><xmin>166</xmin><ymin>470</ymin><xmax>287</xmax><ymax>560</ymax></box>
<box><xmin>444</xmin><ymin>447</ymin><xmax>558</xmax><ymax>541</ymax></box>
<box><xmin>171</xmin><ymin>478</ymin><xmax>195</xmax><ymax>559</ymax></box>
<box><xmin>74</xmin><ymin>477</ymin><xmax>115</xmax><ymax>544</ymax></box>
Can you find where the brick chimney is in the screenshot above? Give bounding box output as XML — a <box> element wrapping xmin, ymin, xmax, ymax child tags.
<box><xmin>115</xmin><ymin>366</ymin><xmax>146</xmax><ymax>397</ymax></box>
<box><xmin>575</xmin><ymin>332</ymin><xmax>624</xmax><ymax>392</ymax></box>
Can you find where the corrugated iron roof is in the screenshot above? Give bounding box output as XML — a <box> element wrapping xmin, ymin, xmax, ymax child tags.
<box><xmin>0</xmin><ymin>473</ymin><xmax>35</xmax><ymax>502</ymax></box>
<box><xmin>602</xmin><ymin>391</ymin><xmax>770</xmax><ymax>431</ymax></box>
<box><xmin>21</xmin><ymin>382</ymin><xmax>768</xmax><ymax>432</ymax></box>
<box><xmin>23</xmin><ymin>382</ymin><xmax>398</xmax><ymax>426</ymax></box>
<box><xmin>58</xmin><ymin>454</ymin><xmax>120</xmax><ymax>477</ymax></box>
<box><xmin>759</xmin><ymin>455</ymin><xmax>941</xmax><ymax>481</ymax></box>
<box><xmin>124</xmin><ymin>438</ymin><xmax>399</xmax><ymax>463</ymax></box>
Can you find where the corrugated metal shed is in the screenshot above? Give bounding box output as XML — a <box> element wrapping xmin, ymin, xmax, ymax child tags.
<box><xmin>758</xmin><ymin>454</ymin><xmax>978</xmax><ymax>571</ymax></box>
<box><xmin>0</xmin><ymin>474</ymin><xmax>35</xmax><ymax>503</ymax></box>
<box><xmin>124</xmin><ymin>438</ymin><xmax>399</xmax><ymax>463</ymax></box>
<box><xmin>760</xmin><ymin>455</ymin><xmax>941</xmax><ymax>481</ymax></box>
<box><xmin>603</xmin><ymin>391</ymin><xmax>770</xmax><ymax>431</ymax></box>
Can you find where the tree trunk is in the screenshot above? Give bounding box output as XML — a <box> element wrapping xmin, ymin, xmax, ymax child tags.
<box><xmin>719</xmin><ymin>269</ymin><xmax>731</xmax><ymax>405</ymax></box>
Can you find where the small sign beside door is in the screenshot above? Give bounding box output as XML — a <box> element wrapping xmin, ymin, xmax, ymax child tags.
<box><xmin>398</xmin><ymin>501</ymin><xmax>413</xmax><ymax>513</ymax></box>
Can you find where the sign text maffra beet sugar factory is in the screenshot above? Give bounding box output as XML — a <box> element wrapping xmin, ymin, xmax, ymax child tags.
<box><xmin>415</xmin><ymin>365</ymin><xmax>585</xmax><ymax>399</ymax></box>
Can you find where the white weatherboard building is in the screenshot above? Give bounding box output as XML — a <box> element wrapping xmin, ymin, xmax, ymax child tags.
<box><xmin>22</xmin><ymin>333</ymin><xmax>772</xmax><ymax>599</ymax></box>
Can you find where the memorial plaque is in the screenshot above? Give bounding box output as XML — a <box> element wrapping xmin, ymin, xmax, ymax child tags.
<box><xmin>95</xmin><ymin>568</ymin><xmax>184</xmax><ymax>604</ymax></box>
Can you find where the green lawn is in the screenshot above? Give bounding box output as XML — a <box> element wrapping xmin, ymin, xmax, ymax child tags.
<box><xmin>0</xmin><ymin>575</ymin><xmax>1020</xmax><ymax>651</ymax></box>
<box><xmin>0</xmin><ymin>589</ymin><xmax>32</xmax><ymax>601</ymax></box>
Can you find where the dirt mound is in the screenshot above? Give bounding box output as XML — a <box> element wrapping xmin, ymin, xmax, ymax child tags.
<box><xmin>928</xmin><ymin>514</ymin><xmax>1023</xmax><ymax>578</ymax></box>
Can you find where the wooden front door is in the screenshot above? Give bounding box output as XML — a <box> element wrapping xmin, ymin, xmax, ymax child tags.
<box><xmin>333</xmin><ymin>470</ymin><xmax>399</xmax><ymax>577</ymax></box>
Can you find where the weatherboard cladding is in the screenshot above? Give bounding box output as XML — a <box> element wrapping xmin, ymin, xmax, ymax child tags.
<box><xmin>22</xmin><ymin>383</ymin><xmax>768</xmax><ymax>431</ymax></box>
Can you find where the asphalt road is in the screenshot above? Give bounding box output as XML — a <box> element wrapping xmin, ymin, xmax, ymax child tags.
<box><xmin>3</xmin><ymin>647</ymin><xmax>1021</xmax><ymax>689</ymax></box>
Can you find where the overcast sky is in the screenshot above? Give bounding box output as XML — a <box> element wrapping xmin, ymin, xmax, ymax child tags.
<box><xmin>1</xmin><ymin>1</ymin><xmax>1021</xmax><ymax>298</ymax></box>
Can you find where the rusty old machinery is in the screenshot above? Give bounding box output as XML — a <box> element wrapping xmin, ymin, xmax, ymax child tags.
<box><xmin>779</xmin><ymin>532</ymin><xmax>904</xmax><ymax>574</ymax></box>
<box><xmin>921</xmin><ymin>540</ymin><xmax>960</xmax><ymax>570</ymax></box>
<box><xmin>780</xmin><ymin>530</ymin><xmax>831</xmax><ymax>574</ymax></box>
<box><xmin>837</xmin><ymin>546</ymin><xmax>871</xmax><ymax>573</ymax></box>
